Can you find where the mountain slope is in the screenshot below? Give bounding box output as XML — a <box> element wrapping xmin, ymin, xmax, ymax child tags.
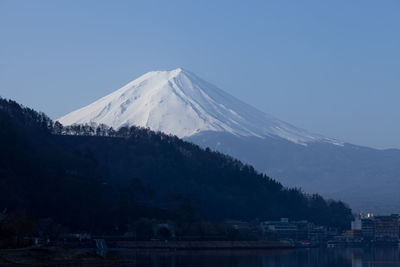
<box><xmin>58</xmin><ymin>68</ymin><xmax>400</xmax><ymax>213</ymax></box>
<box><xmin>58</xmin><ymin>68</ymin><xmax>341</xmax><ymax>146</ymax></box>
<box><xmin>187</xmin><ymin>131</ymin><xmax>400</xmax><ymax>214</ymax></box>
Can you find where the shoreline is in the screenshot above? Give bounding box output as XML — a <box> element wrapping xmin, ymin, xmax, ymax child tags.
<box><xmin>109</xmin><ymin>240</ymin><xmax>294</xmax><ymax>250</ymax></box>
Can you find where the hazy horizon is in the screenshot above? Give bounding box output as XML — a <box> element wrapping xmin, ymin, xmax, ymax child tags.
<box><xmin>1</xmin><ymin>0</ymin><xmax>399</xmax><ymax>149</ymax></box>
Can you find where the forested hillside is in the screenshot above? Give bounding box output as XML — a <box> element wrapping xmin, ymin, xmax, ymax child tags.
<box><xmin>0</xmin><ymin>98</ymin><xmax>353</xmax><ymax>235</ymax></box>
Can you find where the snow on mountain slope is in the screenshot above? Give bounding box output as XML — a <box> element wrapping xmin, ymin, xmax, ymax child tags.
<box><xmin>58</xmin><ymin>68</ymin><xmax>342</xmax><ymax>146</ymax></box>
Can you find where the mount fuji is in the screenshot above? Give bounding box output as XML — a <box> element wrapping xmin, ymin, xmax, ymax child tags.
<box><xmin>59</xmin><ymin>68</ymin><xmax>400</xmax><ymax>213</ymax></box>
<box><xmin>59</xmin><ymin>68</ymin><xmax>340</xmax><ymax>146</ymax></box>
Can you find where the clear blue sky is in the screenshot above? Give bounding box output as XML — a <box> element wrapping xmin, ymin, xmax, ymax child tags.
<box><xmin>1</xmin><ymin>0</ymin><xmax>399</xmax><ymax>149</ymax></box>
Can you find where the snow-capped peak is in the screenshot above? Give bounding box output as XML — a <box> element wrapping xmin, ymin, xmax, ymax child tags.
<box><xmin>58</xmin><ymin>68</ymin><xmax>342</xmax><ymax>146</ymax></box>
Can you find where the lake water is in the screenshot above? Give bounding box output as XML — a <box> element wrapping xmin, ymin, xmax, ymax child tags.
<box><xmin>109</xmin><ymin>247</ymin><xmax>400</xmax><ymax>267</ymax></box>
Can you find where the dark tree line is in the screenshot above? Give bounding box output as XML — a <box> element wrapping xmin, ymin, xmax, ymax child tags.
<box><xmin>0</xmin><ymin>98</ymin><xmax>353</xmax><ymax>235</ymax></box>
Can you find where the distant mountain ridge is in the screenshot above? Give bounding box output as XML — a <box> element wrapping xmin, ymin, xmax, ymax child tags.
<box><xmin>187</xmin><ymin>131</ymin><xmax>400</xmax><ymax>214</ymax></box>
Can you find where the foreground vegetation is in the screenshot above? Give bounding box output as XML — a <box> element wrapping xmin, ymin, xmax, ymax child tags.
<box><xmin>0</xmin><ymin>98</ymin><xmax>352</xmax><ymax>244</ymax></box>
